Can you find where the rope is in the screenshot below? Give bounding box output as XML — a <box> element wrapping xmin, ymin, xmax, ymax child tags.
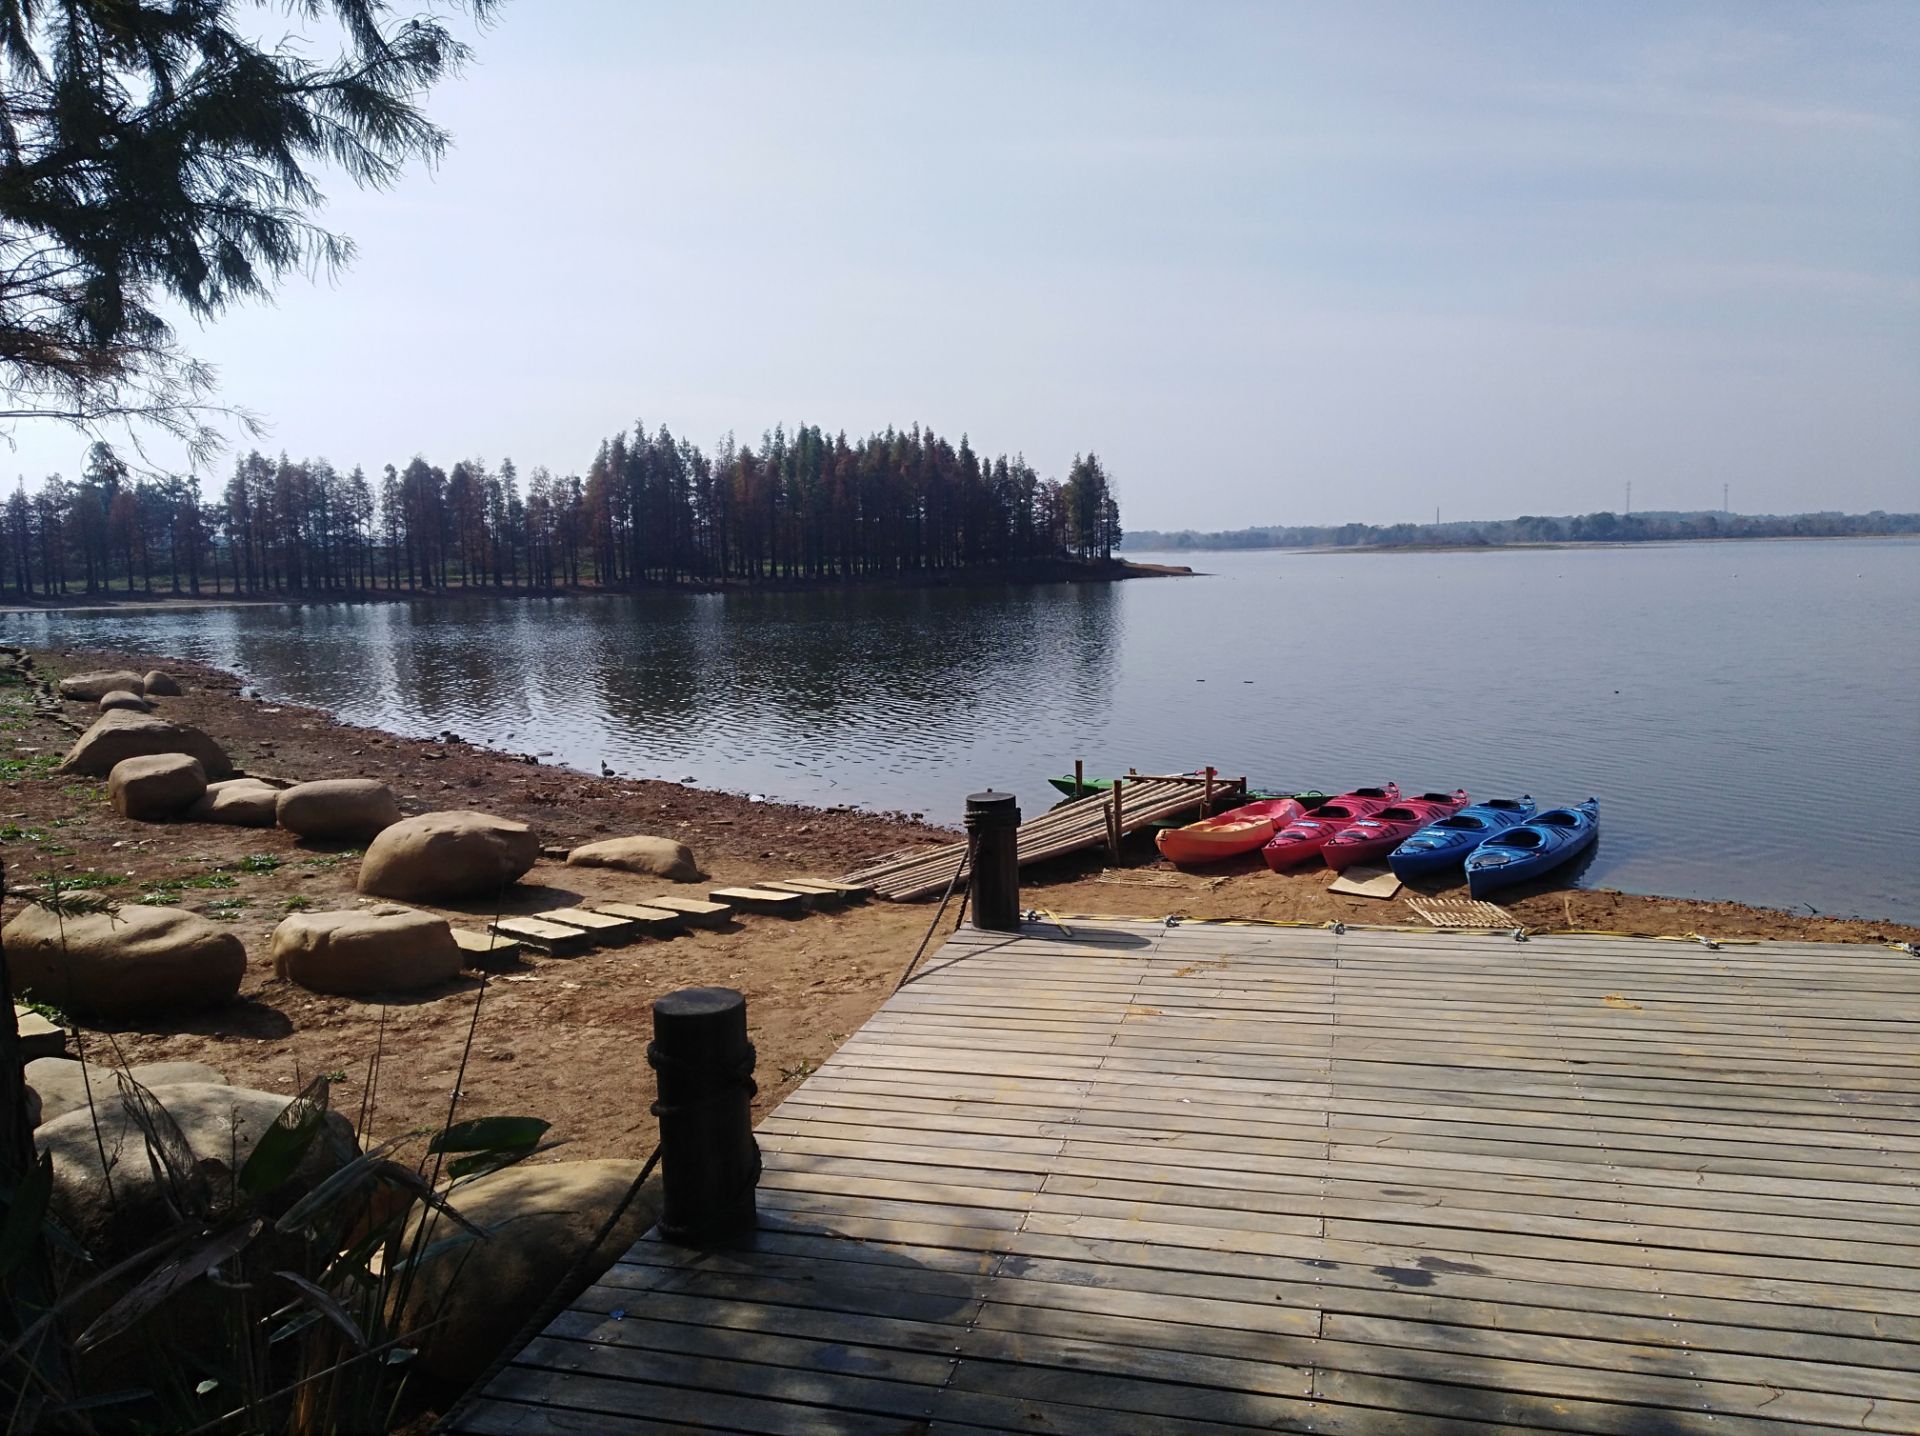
<box><xmin>440</xmin><ymin>1142</ymin><xmax>662</xmax><ymax>1433</ymax></box>
<box><xmin>891</xmin><ymin>832</ymin><xmax>979</xmax><ymax>992</ymax></box>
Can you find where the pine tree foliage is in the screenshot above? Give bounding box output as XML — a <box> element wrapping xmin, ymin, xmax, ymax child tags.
<box><xmin>0</xmin><ymin>0</ymin><xmax>491</xmax><ymax>461</ymax></box>
<box><xmin>0</xmin><ymin>420</ymin><xmax>1127</xmax><ymax>596</ymax></box>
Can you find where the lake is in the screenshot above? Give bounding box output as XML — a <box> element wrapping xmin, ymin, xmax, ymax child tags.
<box><xmin>7</xmin><ymin>537</ymin><xmax>1917</xmax><ymax>923</ymax></box>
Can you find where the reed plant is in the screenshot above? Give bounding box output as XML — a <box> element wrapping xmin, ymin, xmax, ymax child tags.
<box><xmin>0</xmin><ymin>864</ymin><xmax>546</xmax><ymax>1434</ymax></box>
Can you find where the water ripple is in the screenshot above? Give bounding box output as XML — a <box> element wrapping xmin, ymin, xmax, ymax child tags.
<box><xmin>6</xmin><ymin>536</ymin><xmax>1915</xmax><ymax>921</ymax></box>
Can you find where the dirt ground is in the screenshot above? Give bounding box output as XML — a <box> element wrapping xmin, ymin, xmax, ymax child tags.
<box><xmin>6</xmin><ymin>642</ymin><xmax>1915</xmax><ymax>1168</ymax></box>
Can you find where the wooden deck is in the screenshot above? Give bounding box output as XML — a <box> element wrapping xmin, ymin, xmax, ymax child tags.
<box><xmin>448</xmin><ymin>918</ymin><xmax>1920</xmax><ymax>1435</ymax></box>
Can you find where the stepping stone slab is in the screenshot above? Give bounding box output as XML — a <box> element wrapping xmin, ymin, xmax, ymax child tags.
<box><xmin>709</xmin><ymin>886</ymin><xmax>807</xmax><ymax>916</ymax></box>
<box><xmin>759</xmin><ymin>880</ymin><xmax>846</xmax><ymax>908</ymax></box>
<box><xmin>14</xmin><ymin>1005</ymin><xmax>66</xmax><ymax>1061</ymax></box>
<box><xmin>798</xmin><ymin>878</ymin><xmax>873</xmax><ymax>901</ymax></box>
<box><xmin>589</xmin><ymin>902</ymin><xmax>689</xmax><ymax>935</ymax></box>
<box><xmin>451</xmin><ymin>927</ymin><xmax>522</xmax><ymax>969</ymax></box>
<box><xmin>490</xmin><ymin>917</ymin><xmax>594</xmax><ymax>955</ymax></box>
<box><xmin>639</xmin><ymin>896</ymin><xmax>734</xmax><ymax>929</ymax></box>
<box><xmin>533</xmin><ymin>908</ymin><xmax>640</xmax><ymax>946</ymax></box>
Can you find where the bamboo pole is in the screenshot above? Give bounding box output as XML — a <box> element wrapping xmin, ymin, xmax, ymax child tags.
<box><xmin>1073</xmin><ymin>758</ymin><xmax>1084</xmax><ymax>797</ymax></box>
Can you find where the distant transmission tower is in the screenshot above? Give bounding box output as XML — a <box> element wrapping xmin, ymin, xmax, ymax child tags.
<box><xmin>1626</xmin><ymin>481</ymin><xmax>1632</xmax><ymax>516</ymax></box>
<box><xmin>1723</xmin><ymin>483</ymin><xmax>1729</xmax><ymax>514</ymax></box>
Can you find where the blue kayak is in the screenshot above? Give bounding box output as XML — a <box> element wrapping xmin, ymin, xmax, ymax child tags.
<box><xmin>1464</xmin><ymin>798</ymin><xmax>1600</xmax><ymax>898</ymax></box>
<box><xmin>1387</xmin><ymin>797</ymin><xmax>1537</xmax><ymax>881</ymax></box>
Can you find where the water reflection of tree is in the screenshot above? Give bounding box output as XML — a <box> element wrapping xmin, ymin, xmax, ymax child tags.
<box><xmin>569</xmin><ymin>582</ymin><xmax>1121</xmax><ymax>800</ymax></box>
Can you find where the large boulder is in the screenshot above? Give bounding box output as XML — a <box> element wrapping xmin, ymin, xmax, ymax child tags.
<box><xmin>270</xmin><ymin>906</ymin><xmax>461</xmax><ymax>995</ymax></box>
<box><xmin>108</xmin><ymin>753</ymin><xmax>208</xmax><ymax>821</ymax></box>
<box><xmin>56</xmin><ymin>710</ymin><xmax>233</xmax><ymax>780</ymax></box>
<box><xmin>566</xmin><ymin>835</ymin><xmax>702</xmax><ymax>882</ymax></box>
<box><xmin>401</xmin><ymin>1159</ymin><xmax>661</xmax><ymax>1386</ymax></box>
<box><xmin>57</xmin><ymin>669</ymin><xmax>145</xmax><ymax>702</ymax></box>
<box><xmin>1</xmin><ymin>904</ymin><xmax>246</xmax><ymax>1018</ymax></box>
<box><xmin>141</xmin><ymin>670</ymin><xmax>183</xmax><ymax>696</ymax></box>
<box><xmin>276</xmin><ymin>779</ymin><xmax>401</xmax><ymax>841</ymax></box>
<box><xmin>35</xmin><ymin>1082</ymin><xmax>356</xmax><ymax>1257</ymax></box>
<box><xmin>358</xmin><ymin>811</ymin><xmax>539</xmax><ymax>901</ymax></box>
<box><xmin>26</xmin><ymin>1057</ymin><xmax>229</xmax><ymax>1126</ymax></box>
<box><xmin>188</xmin><ymin>777</ymin><xmax>281</xmax><ymax>827</ymax></box>
<box><xmin>99</xmin><ymin>689</ymin><xmax>151</xmax><ymax>713</ymax></box>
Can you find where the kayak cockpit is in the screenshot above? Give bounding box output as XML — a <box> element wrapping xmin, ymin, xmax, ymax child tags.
<box><xmin>1486</xmin><ymin>829</ymin><xmax>1545</xmax><ymax>849</ymax></box>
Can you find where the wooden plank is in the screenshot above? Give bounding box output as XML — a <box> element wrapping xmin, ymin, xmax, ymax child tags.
<box><xmin>450</xmin><ymin>922</ymin><xmax>1920</xmax><ymax>1436</ymax></box>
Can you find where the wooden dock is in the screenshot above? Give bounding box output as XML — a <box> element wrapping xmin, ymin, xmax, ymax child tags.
<box><xmin>448</xmin><ymin>918</ymin><xmax>1920</xmax><ymax>1434</ymax></box>
<box><xmin>842</xmin><ymin>775</ymin><xmax>1241</xmax><ymax>900</ymax></box>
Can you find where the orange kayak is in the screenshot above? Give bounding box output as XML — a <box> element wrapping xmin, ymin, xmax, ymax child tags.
<box><xmin>1156</xmin><ymin>798</ymin><xmax>1307</xmax><ymax>866</ymax></box>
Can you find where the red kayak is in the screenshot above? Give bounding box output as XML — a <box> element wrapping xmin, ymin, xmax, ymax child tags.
<box><xmin>1261</xmin><ymin>785</ymin><xmax>1400</xmax><ymax>871</ymax></box>
<box><xmin>1322</xmin><ymin>790</ymin><xmax>1470</xmax><ymax>872</ymax></box>
<box><xmin>1157</xmin><ymin>798</ymin><xmax>1307</xmax><ymax>866</ymax></box>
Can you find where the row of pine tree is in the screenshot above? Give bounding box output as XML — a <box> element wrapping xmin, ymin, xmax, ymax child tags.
<box><xmin>3</xmin><ymin>424</ymin><xmax>1124</xmax><ymax>598</ymax></box>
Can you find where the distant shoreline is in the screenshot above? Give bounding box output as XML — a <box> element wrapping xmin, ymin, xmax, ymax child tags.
<box><xmin>0</xmin><ymin>557</ymin><xmax>1191</xmax><ymax>616</ymax></box>
<box><xmin>1123</xmin><ymin>531</ymin><xmax>1917</xmax><ymax>558</ymax></box>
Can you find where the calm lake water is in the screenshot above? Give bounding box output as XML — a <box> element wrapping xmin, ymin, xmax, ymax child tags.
<box><xmin>8</xmin><ymin>538</ymin><xmax>1917</xmax><ymax>922</ymax></box>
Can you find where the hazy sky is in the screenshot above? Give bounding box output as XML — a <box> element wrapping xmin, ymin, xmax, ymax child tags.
<box><xmin>8</xmin><ymin>1</ymin><xmax>1915</xmax><ymax>530</ymax></box>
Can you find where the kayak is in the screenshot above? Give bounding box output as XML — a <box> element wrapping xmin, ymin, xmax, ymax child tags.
<box><xmin>1464</xmin><ymin>798</ymin><xmax>1600</xmax><ymax>898</ymax></box>
<box><xmin>1387</xmin><ymin>797</ymin><xmax>1537</xmax><ymax>881</ymax></box>
<box><xmin>1157</xmin><ymin>798</ymin><xmax>1307</xmax><ymax>866</ymax></box>
<box><xmin>1261</xmin><ymin>785</ymin><xmax>1401</xmax><ymax>871</ymax></box>
<box><xmin>1322</xmin><ymin>790</ymin><xmax>1470</xmax><ymax>872</ymax></box>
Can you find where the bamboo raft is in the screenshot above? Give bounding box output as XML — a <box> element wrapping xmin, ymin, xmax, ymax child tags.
<box><xmin>839</xmin><ymin>772</ymin><xmax>1243</xmax><ymax>900</ymax></box>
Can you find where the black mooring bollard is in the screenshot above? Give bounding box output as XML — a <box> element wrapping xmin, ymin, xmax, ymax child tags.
<box><xmin>966</xmin><ymin>789</ymin><xmax>1022</xmax><ymax>932</ymax></box>
<box><xmin>648</xmin><ymin>986</ymin><xmax>760</xmax><ymax>1246</ymax></box>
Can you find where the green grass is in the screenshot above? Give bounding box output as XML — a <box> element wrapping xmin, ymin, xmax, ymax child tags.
<box><xmin>15</xmin><ymin>995</ymin><xmax>67</xmax><ymax>1026</ymax></box>
<box><xmin>59</xmin><ymin>781</ymin><xmax>105</xmax><ymax>802</ymax></box>
<box><xmin>282</xmin><ymin>895</ymin><xmax>312</xmax><ymax>912</ymax></box>
<box><xmin>0</xmin><ymin>751</ymin><xmax>59</xmax><ymax>780</ymax></box>
<box><xmin>47</xmin><ymin>871</ymin><xmax>124</xmax><ymax>892</ymax></box>
<box><xmin>231</xmin><ymin>853</ymin><xmax>281</xmax><ymax>874</ymax></box>
<box><xmin>204</xmin><ymin>897</ymin><xmax>248</xmax><ymax>922</ymax></box>
<box><xmin>1</xmin><ymin>821</ymin><xmax>76</xmax><ymax>857</ymax></box>
<box><xmin>139</xmin><ymin>870</ymin><xmax>240</xmax><ymax>904</ymax></box>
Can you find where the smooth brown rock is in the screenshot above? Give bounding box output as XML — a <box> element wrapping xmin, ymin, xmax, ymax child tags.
<box><xmin>108</xmin><ymin>753</ymin><xmax>208</xmax><ymax>820</ymax></box>
<box><xmin>565</xmin><ymin>835</ymin><xmax>703</xmax><ymax>882</ymax></box>
<box><xmin>56</xmin><ymin>710</ymin><xmax>233</xmax><ymax>779</ymax></box>
<box><xmin>357</xmin><ymin>811</ymin><xmax>539</xmax><ymax>901</ymax></box>
<box><xmin>270</xmin><ymin>906</ymin><xmax>461</xmax><ymax>995</ymax></box>
<box><xmin>1</xmin><ymin>903</ymin><xmax>246</xmax><ymax>1017</ymax></box>
<box><xmin>400</xmin><ymin>1159</ymin><xmax>661</xmax><ymax>1385</ymax></box>
<box><xmin>275</xmin><ymin>778</ymin><xmax>401</xmax><ymax>840</ymax></box>
<box><xmin>57</xmin><ymin>669</ymin><xmax>144</xmax><ymax>702</ymax></box>
<box><xmin>98</xmin><ymin>689</ymin><xmax>151</xmax><ymax>713</ymax></box>
<box><xmin>36</xmin><ymin>1082</ymin><xmax>355</xmax><ymax>1256</ymax></box>
<box><xmin>26</xmin><ymin>1057</ymin><xmax>229</xmax><ymax>1125</ymax></box>
<box><xmin>187</xmin><ymin>777</ymin><xmax>280</xmax><ymax>827</ymax></box>
<box><xmin>141</xmin><ymin>670</ymin><xmax>183</xmax><ymax>696</ymax></box>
